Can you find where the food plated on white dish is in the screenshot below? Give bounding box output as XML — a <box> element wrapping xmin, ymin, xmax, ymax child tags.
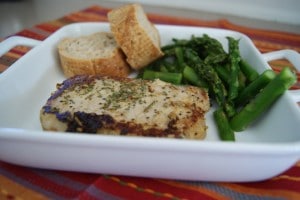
<box><xmin>0</xmin><ymin>22</ymin><xmax>300</xmax><ymax>182</ymax></box>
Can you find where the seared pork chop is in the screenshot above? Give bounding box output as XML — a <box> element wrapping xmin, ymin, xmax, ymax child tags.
<box><xmin>40</xmin><ymin>75</ymin><xmax>209</xmax><ymax>139</ymax></box>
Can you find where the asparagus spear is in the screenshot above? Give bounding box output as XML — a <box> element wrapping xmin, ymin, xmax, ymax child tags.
<box><xmin>238</xmin><ymin>70</ymin><xmax>247</xmax><ymax>92</ymax></box>
<box><xmin>235</xmin><ymin>69</ymin><xmax>276</xmax><ymax>107</ymax></box>
<box><xmin>190</xmin><ymin>34</ymin><xmax>226</xmax><ymax>58</ymax></box>
<box><xmin>223</xmin><ymin>101</ymin><xmax>236</xmax><ymax>118</ymax></box>
<box><xmin>230</xmin><ymin>67</ymin><xmax>296</xmax><ymax>132</ymax></box>
<box><xmin>142</xmin><ymin>70</ymin><xmax>182</xmax><ymax>84</ymax></box>
<box><xmin>239</xmin><ymin>59</ymin><xmax>259</xmax><ymax>83</ymax></box>
<box><xmin>175</xmin><ymin>47</ymin><xmax>184</xmax><ymax>70</ymax></box>
<box><xmin>140</xmin><ymin>34</ymin><xmax>297</xmax><ymax>141</ymax></box>
<box><xmin>227</xmin><ymin>37</ymin><xmax>241</xmax><ymax>100</ymax></box>
<box><xmin>215</xmin><ymin>66</ymin><xmax>230</xmax><ymax>86</ymax></box>
<box><xmin>184</xmin><ymin>48</ymin><xmax>228</xmax><ymax>106</ymax></box>
<box><xmin>183</xmin><ymin>65</ymin><xmax>209</xmax><ymax>88</ymax></box>
<box><xmin>214</xmin><ymin>108</ymin><xmax>235</xmax><ymax>141</ymax></box>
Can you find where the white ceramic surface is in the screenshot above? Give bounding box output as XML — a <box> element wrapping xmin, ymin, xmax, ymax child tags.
<box><xmin>0</xmin><ymin>22</ymin><xmax>300</xmax><ymax>182</ymax></box>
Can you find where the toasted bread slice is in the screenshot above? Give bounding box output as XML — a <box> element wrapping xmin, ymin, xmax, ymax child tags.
<box><xmin>40</xmin><ymin>75</ymin><xmax>210</xmax><ymax>139</ymax></box>
<box><xmin>107</xmin><ymin>4</ymin><xmax>164</xmax><ymax>70</ymax></box>
<box><xmin>57</xmin><ymin>32</ymin><xmax>131</xmax><ymax>78</ymax></box>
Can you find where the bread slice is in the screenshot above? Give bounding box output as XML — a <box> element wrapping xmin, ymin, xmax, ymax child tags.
<box><xmin>107</xmin><ymin>4</ymin><xmax>164</xmax><ymax>70</ymax></box>
<box><xmin>57</xmin><ymin>32</ymin><xmax>131</xmax><ymax>78</ymax></box>
<box><xmin>40</xmin><ymin>75</ymin><xmax>210</xmax><ymax>139</ymax></box>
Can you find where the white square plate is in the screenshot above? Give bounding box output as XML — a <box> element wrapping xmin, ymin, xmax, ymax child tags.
<box><xmin>0</xmin><ymin>22</ymin><xmax>300</xmax><ymax>182</ymax></box>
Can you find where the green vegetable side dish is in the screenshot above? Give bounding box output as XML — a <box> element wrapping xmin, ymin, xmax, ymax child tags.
<box><xmin>213</xmin><ymin>108</ymin><xmax>235</xmax><ymax>141</ymax></box>
<box><xmin>230</xmin><ymin>67</ymin><xmax>297</xmax><ymax>132</ymax></box>
<box><xmin>139</xmin><ymin>34</ymin><xmax>297</xmax><ymax>141</ymax></box>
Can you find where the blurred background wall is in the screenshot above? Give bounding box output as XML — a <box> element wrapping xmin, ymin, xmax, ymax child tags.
<box><xmin>0</xmin><ymin>0</ymin><xmax>299</xmax><ymax>38</ymax></box>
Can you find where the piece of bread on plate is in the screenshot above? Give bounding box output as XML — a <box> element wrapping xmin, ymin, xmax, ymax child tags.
<box><xmin>107</xmin><ymin>4</ymin><xmax>164</xmax><ymax>70</ymax></box>
<box><xmin>57</xmin><ymin>32</ymin><xmax>131</xmax><ymax>78</ymax></box>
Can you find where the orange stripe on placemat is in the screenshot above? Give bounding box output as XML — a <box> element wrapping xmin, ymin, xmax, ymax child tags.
<box><xmin>219</xmin><ymin>20</ymin><xmax>300</xmax><ymax>47</ymax></box>
<box><xmin>269</xmin><ymin>59</ymin><xmax>296</xmax><ymax>69</ymax></box>
<box><xmin>9</xmin><ymin>46</ymin><xmax>32</xmax><ymax>57</ymax></box>
<box><xmin>0</xmin><ymin>55</ymin><xmax>19</xmax><ymax>72</ymax></box>
<box><xmin>0</xmin><ymin>46</ymin><xmax>32</xmax><ymax>73</ymax></box>
<box><xmin>99</xmin><ymin>175</ymin><xmax>220</xmax><ymax>200</ymax></box>
<box><xmin>0</xmin><ymin>174</ymin><xmax>47</xmax><ymax>200</ymax></box>
<box><xmin>219</xmin><ymin>182</ymin><xmax>300</xmax><ymax>200</ymax></box>
<box><xmin>35</xmin><ymin>23</ymin><xmax>61</xmax><ymax>33</ymax></box>
<box><xmin>93</xmin><ymin>175</ymin><xmax>183</xmax><ymax>200</ymax></box>
<box><xmin>148</xmin><ymin>13</ymin><xmax>221</xmax><ymax>28</ymax></box>
<box><xmin>50</xmin><ymin>17</ymin><xmax>75</xmax><ymax>27</ymax></box>
<box><xmin>272</xmin><ymin>65</ymin><xmax>300</xmax><ymax>79</ymax></box>
<box><xmin>15</xmin><ymin>29</ymin><xmax>47</xmax><ymax>41</ymax></box>
<box><xmin>268</xmin><ymin>59</ymin><xmax>300</xmax><ymax>90</ymax></box>
<box><xmin>253</xmin><ymin>40</ymin><xmax>300</xmax><ymax>53</ymax></box>
<box><xmin>0</xmin><ymin>45</ymin><xmax>31</xmax><ymax>59</ymax></box>
<box><xmin>0</xmin><ymin>64</ymin><xmax>9</xmax><ymax>73</ymax></box>
<box><xmin>2</xmin><ymin>52</ymin><xmax>21</xmax><ymax>60</ymax></box>
<box><xmin>218</xmin><ymin>164</ymin><xmax>300</xmax><ymax>198</ymax></box>
<box><xmin>71</xmin><ymin>5</ymin><xmax>300</xmax><ymax>56</ymax></box>
<box><xmin>158</xmin><ymin>180</ymin><xmax>230</xmax><ymax>200</ymax></box>
<box><xmin>272</xmin><ymin>175</ymin><xmax>300</xmax><ymax>182</ymax></box>
<box><xmin>0</xmin><ymin>163</ymin><xmax>80</xmax><ymax>198</ymax></box>
<box><xmin>70</xmin><ymin>5</ymin><xmax>221</xmax><ymax>28</ymax></box>
<box><xmin>63</xmin><ymin>12</ymin><xmax>108</xmax><ymax>23</ymax></box>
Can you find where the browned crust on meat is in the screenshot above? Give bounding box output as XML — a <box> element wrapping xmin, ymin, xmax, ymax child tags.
<box><xmin>40</xmin><ymin>75</ymin><xmax>209</xmax><ymax>139</ymax></box>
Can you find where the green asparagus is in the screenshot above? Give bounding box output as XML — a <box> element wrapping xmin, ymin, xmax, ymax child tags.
<box><xmin>230</xmin><ymin>67</ymin><xmax>296</xmax><ymax>131</ymax></box>
<box><xmin>184</xmin><ymin>48</ymin><xmax>228</xmax><ymax>106</ymax></box>
<box><xmin>142</xmin><ymin>70</ymin><xmax>182</xmax><ymax>84</ymax></box>
<box><xmin>175</xmin><ymin>47</ymin><xmax>184</xmax><ymax>70</ymax></box>
<box><xmin>239</xmin><ymin>59</ymin><xmax>259</xmax><ymax>83</ymax></box>
<box><xmin>238</xmin><ymin>70</ymin><xmax>247</xmax><ymax>91</ymax></box>
<box><xmin>214</xmin><ymin>108</ymin><xmax>235</xmax><ymax>141</ymax></box>
<box><xmin>138</xmin><ymin>34</ymin><xmax>296</xmax><ymax>141</ymax></box>
<box><xmin>235</xmin><ymin>69</ymin><xmax>276</xmax><ymax>106</ymax></box>
<box><xmin>183</xmin><ymin>65</ymin><xmax>209</xmax><ymax>88</ymax></box>
<box><xmin>215</xmin><ymin>66</ymin><xmax>230</xmax><ymax>86</ymax></box>
<box><xmin>227</xmin><ymin>37</ymin><xmax>241</xmax><ymax>100</ymax></box>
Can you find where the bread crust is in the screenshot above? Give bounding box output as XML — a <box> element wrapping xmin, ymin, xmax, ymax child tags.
<box><xmin>108</xmin><ymin>4</ymin><xmax>164</xmax><ymax>70</ymax></box>
<box><xmin>58</xmin><ymin>32</ymin><xmax>131</xmax><ymax>78</ymax></box>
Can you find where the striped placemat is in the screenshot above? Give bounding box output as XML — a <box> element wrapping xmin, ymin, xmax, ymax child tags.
<box><xmin>0</xmin><ymin>5</ymin><xmax>300</xmax><ymax>200</ymax></box>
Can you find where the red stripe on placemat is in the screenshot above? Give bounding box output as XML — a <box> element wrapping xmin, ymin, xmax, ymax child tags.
<box><xmin>281</xmin><ymin>165</ymin><xmax>300</xmax><ymax>177</ymax></box>
<box><xmin>82</xmin><ymin>5</ymin><xmax>111</xmax><ymax>16</ymax></box>
<box><xmin>218</xmin><ymin>20</ymin><xmax>300</xmax><ymax>45</ymax></box>
<box><xmin>9</xmin><ymin>48</ymin><xmax>29</xmax><ymax>57</ymax></box>
<box><xmin>63</xmin><ymin>12</ymin><xmax>108</xmax><ymax>23</ymax></box>
<box><xmin>236</xmin><ymin>178</ymin><xmax>300</xmax><ymax>192</ymax></box>
<box><xmin>55</xmin><ymin>170</ymin><xmax>100</xmax><ymax>185</ymax></box>
<box><xmin>219</xmin><ymin>183</ymin><xmax>300</xmax><ymax>200</ymax></box>
<box><xmin>35</xmin><ymin>23</ymin><xmax>62</xmax><ymax>33</ymax></box>
<box><xmin>15</xmin><ymin>29</ymin><xmax>47</xmax><ymax>41</ymax></box>
<box><xmin>96</xmin><ymin>175</ymin><xmax>221</xmax><ymax>200</ymax></box>
<box><xmin>92</xmin><ymin>176</ymin><xmax>168</xmax><ymax>200</ymax></box>
<box><xmin>118</xmin><ymin>176</ymin><xmax>214</xmax><ymax>199</ymax></box>
<box><xmin>0</xmin><ymin>55</ymin><xmax>19</xmax><ymax>73</ymax></box>
<box><xmin>159</xmin><ymin>180</ymin><xmax>231</xmax><ymax>200</ymax></box>
<box><xmin>148</xmin><ymin>14</ymin><xmax>221</xmax><ymax>28</ymax></box>
<box><xmin>0</xmin><ymin>162</ymin><xmax>80</xmax><ymax>198</ymax></box>
<box><xmin>75</xmin><ymin>191</ymin><xmax>100</xmax><ymax>200</ymax></box>
<box><xmin>254</xmin><ymin>40</ymin><xmax>300</xmax><ymax>53</ymax></box>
